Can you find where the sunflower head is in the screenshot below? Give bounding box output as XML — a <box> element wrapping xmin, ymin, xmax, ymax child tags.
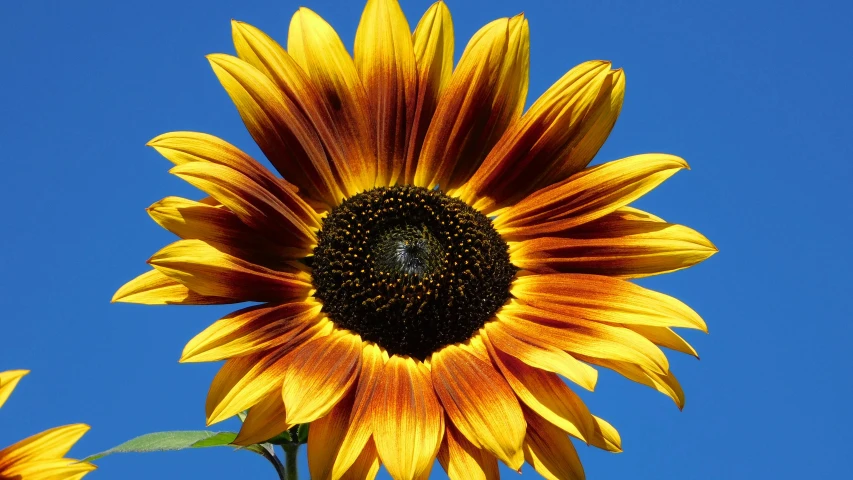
<box><xmin>115</xmin><ymin>0</ymin><xmax>716</xmax><ymax>478</ymax></box>
<box><xmin>312</xmin><ymin>185</ymin><xmax>516</xmax><ymax>360</ymax></box>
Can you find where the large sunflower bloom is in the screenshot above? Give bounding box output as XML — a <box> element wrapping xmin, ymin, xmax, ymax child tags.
<box><xmin>0</xmin><ymin>370</ymin><xmax>94</xmax><ymax>480</ymax></box>
<box><xmin>114</xmin><ymin>1</ymin><xmax>716</xmax><ymax>478</ymax></box>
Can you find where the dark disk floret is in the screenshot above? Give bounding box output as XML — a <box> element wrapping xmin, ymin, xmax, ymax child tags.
<box><xmin>311</xmin><ymin>185</ymin><xmax>516</xmax><ymax>359</ymax></box>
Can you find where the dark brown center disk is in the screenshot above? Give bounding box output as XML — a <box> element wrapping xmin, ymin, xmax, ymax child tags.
<box><xmin>310</xmin><ymin>185</ymin><xmax>516</xmax><ymax>359</ymax></box>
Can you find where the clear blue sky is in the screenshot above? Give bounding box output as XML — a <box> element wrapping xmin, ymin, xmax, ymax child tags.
<box><xmin>1</xmin><ymin>0</ymin><xmax>850</xmax><ymax>478</ymax></box>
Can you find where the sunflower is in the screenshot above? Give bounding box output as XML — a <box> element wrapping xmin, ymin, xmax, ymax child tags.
<box><xmin>0</xmin><ymin>370</ymin><xmax>94</xmax><ymax>480</ymax></box>
<box><xmin>114</xmin><ymin>0</ymin><xmax>716</xmax><ymax>478</ymax></box>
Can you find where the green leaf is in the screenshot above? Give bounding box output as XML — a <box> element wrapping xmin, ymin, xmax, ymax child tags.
<box><xmin>190</xmin><ymin>432</ymin><xmax>238</xmax><ymax>448</ymax></box>
<box><xmin>83</xmin><ymin>431</ymin><xmax>238</xmax><ymax>462</ymax></box>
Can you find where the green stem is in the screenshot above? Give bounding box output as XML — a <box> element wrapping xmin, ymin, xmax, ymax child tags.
<box><xmin>282</xmin><ymin>444</ymin><xmax>299</xmax><ymax>480</ymax></box>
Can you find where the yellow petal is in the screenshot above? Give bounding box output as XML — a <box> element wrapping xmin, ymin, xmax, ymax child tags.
<box><xmin>493</xmin><ymin>154</ymin><xmax>689</xmax><ymax>236</ymax></box>
<box><xmin>1</xmin><ymin>458</ymin><xmax>96</xmax><ymax>480</ymax></box>
<box><xmin>431</xmin><ymin>345</ymin><xmax>525</xmax><ymax>469</ymax></box>
<box><xmin>461</xmin><ymin>61</ymin><xmax>615</xmax><ymax>211</ymax></box>
<box><xmin>414</xmin><ymin>14</ymin><xmax>528</xmax><ymax>191</ymax></box>
<box><xmin>0</xmin><ymin>424</ymin><xmax>90</xmax><ymax>468</ymax></box>
<box><xmin>355</xmin><ymin>0</ymin><xmax>418</xmax><ymax>187</ymax></box>
<box><xmin>112</xmin><ymin>269</ymin><xmax>236</xmax><ymax>305</ymax></box>
<box><xmin>282</xmin><ymin>331</ymin><xmax>362</xmax><ymax>425</ymax></box>
<box><xmin>148</xmin><ymin>239</ymin><xmax>312</xmax><ymax>302</ymax></box>
<box><xmin>0</xmin><ymin>370</ymin><xmax>29</xmax><ymax>410</ymax></box>
<box><xmin>288</xmin><ymin>8</ymin><xmax>375</xmax><ymax>192</ymax></box>
<box><xmin>230</xmin><ymin>21</ymin><xmax>363</xmax><ymax>199</ymax></box>
<box><xmin>484</xmin><ymin>323</ymin><xmax>597</xmax><ymax>391</ymax></box>
<box><xmin>523</xmin><ymin>409</ymin><xmax>585</xmax><ymax>480</ymax></box>
<box><xmin>511</xmin><ymin>274</ymin><xmax>708</xmax><ymax>331</ymax></box>
<box><xmin>371</xmin><ymin>356</ymin><xmax>443</xmax><ymax>480</ymax></box>
<box><xmin>234</xmin><ymin>391</ymin><xmax>290</xmax><ymax>446</ymax></box>
<box><xmin>207</xmin><ymin>53</ymin><xmax>344</xmax><ymax>207</ymax></box>
<box><xmin>488</xmin><ymin>342</ymin><xmax>594</xmax><ymax>442</ymax></box>
<box><xmin>180</xmin><ymin>301</ymin><xmax>324</xmax><ymax>363</ymax></box>
<box><xmin>437</xmin><ymin>423</ymin><xmax>499</xmax><ymax>480</ymax></box>
<box><xmin>404</xmin><ymin>1</ymin><xmax>454</xmax><ymax>185</ymax></box>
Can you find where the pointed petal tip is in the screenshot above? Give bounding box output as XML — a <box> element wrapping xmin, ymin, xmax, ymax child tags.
<box><xmin>146</xmin><ymin>133</ymin><xmax>170</xmax><ymax>147</ymax></box>
<box><xmin>205</xmin><ymin>53</ymin><xmax>232</xmax><ymax>66</ymax></box>
<box><xmin>178</xmin><ymin>352</ymin><xmax>197</xmax><ymax>364</ymax></box>
<box><xmin>112</xmin><ymin>280</ymin><xmax>138</xmax><ymax>303</ymax></box>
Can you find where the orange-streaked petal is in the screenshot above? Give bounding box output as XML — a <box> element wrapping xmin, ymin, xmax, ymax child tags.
<box><xmin>231</xmin><ymin>21</ymin><xmax>363</xmax><ymax>199</ymax></box>
<box><xmin>181</xmin><ymin>301</ymin><xmax>324</xmax><ymax>363</ymax></box>
<box><xmin>146</xmin><ymin>131</ymin><xmax>319</xmax><ymax>227</ymax></box>
<box><xmin>487</xmin><ymin>342</ymin><xmax>594</xmax><ymax>442</ymax></box>
<box><xmin>492</xmin><ymin>154</ymin><xmax>689</xmax><ymax>236</ymax></box>
<box><xmin>169</xmin><ymin>162</ymin><xmax>316</xmax><ymax>250</ymax></box>
<box><xmin>414</xmin><ymin>14</ymin><xmax>528</xmax><ymax>191</ymax></box>
<box><xmin>205</xmin><ymin>351</ymin><xmax>289</xmax><ymax>425</ymax></box>
<box><xmin>509</xmin><ymin>216</ymin><xmax>717</xmax><ymax>278</ymax></box>
<box><xmin>461</xmin><ymin>61</ymin><xmax>616</xmax><ymax>211</ymax></box>
<box><xmin>0</xmin><ymin>370</ymin><xmax>29</xmax><ymax>410</ymax></box>
<box><xmin>404</xmin><ymin>1</ymin><xmax>454</xmax><ymax>184</ymax></box>
<box><xmin>308</xmin><ymin>389</ymin><xmax>354</xmax><ymax>480</ymax></box>
<box><xmin>111</xmin><ymin>269</ymin><xmax>237</xmax><ymax>305</ymax></box>
<box><xmin>624</xmin><ymin>324</ymin><xmax>699</xmax><ymax>358</ymax></box>
<box><xmin>207</xmin><ymin>53</ymin><xmax>345</xmax><ymax>207</ymax></box>
<box><xmin>288</xmin><ymin>8</ymin><xmax>375</xmax><ymax>192</ymax></box>
<box><xmin>0</xmin><ymin>424</ymin><xmax>90</xmax><ymax>468</ymax></box>
<box><xmin>234</xmin><ymin>391</ymin><xmax>290</xmax><ymax>446</ymax></box>
<box><xmin>371</xmin><ymin>356</ymin><xmax>443</xmax><ymax>480</ymax></box>
<box><xmin>589</xmin><ymin>415</ymin><xmax>621</xmax><ymax>452</ymax></box>
<box><xmin>495</xmin><ymin>303</ymin><xmax>669</xmax><ymax>375</ymax></box>
<box><xmin>332</xmin><ymin>343</ymin><xmax>386</xmax><ymax>479</ymax></box>
<box><xmin>282</xmin><ymin>331</ymin><xmax>362</xmax><ymax>425</ymax></box>
<box><xmin>483</xmin><ymin>323</ymin><xmax>597</xmax><ymax>391</ymax></box>
<box><xmin>511</xmin><ymin>274</ymin><xmax>708</xmax><ymax>331</ymax></box>
<box><xmin>561</xmin><ymin>68</ymin><xmax>626</xmax><ymax>179</ymax></box>
<box><xmin>437</xmin><ymin>422</ymin><xmax>499</xmax><ymax>480</ymax></box>
<box><xmin>147</xmin><ymin>196</ymin><xmax>304</xmax><ymax>267</ymax></box>
<box><xmin>148</xmin><ymin>239</ymin><xmax>312</xmax><ymax>302</ymax></box>
<box><xmin>432</xmin><ymin>344</ymin><xmax>525</xmax><ymax>469</ymax></box>
<box><xmin>585</xmin><ymin>357</ymin><xmax>685</xmax><ymax>409</ymax></box>
<box><xmin>355</xmin><ymin>0</ymin><xmax>418</xmax><ymax>187</ymax></box>
<box><xmin>523</xmin><ymin>408</ymin><xmax>585</xmax><ymax>480</ymax></box>
<box><xmin>339</xmin><ymin>438</ymin><xmax>381</xmax><ymax>480</ymax></box>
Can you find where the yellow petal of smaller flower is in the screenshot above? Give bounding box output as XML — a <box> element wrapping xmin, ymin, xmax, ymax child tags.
<box><xmin>0</xmin><ymin>370</ymin><xmax>29</xmax><ymax>410</ymax></box>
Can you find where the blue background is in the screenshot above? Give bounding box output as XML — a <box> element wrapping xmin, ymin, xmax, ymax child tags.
<box><xmin>1</xmin><ymin>0</ymin><xmax>850</xmax><ymax>478</ymax></box>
